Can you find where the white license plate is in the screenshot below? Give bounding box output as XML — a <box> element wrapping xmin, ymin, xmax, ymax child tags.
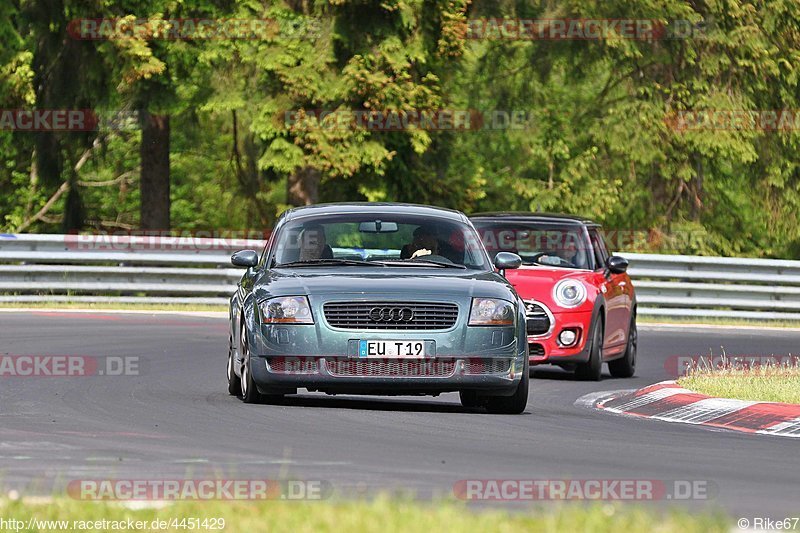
<box><xmin>359</xmin><ymin>340</ymin><xmax>426</xmax><ymax>358</ymax></box>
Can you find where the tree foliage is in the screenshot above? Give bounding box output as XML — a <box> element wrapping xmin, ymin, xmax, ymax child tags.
<box><xmin>1</xmin><ymin>0</ymin><xmax>799</xmax><ymax>257</ymax></box>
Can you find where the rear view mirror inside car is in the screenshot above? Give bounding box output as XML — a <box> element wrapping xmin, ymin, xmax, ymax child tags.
<box><xmin>359</xmin><ymin>220</ymin><xmax>399</xmax><ymax>233</ymax></box>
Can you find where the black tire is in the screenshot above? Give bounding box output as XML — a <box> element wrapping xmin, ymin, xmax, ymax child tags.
<box><xmin>240</xmin><ymin>355</ymin><xmax>263</xmax><ymax>404</ymax></box>
<box><xmin>485</xmin><ymin>358</ymin><xmax>529</xmax><ymax>414</ymax></box>
<box><xmin>575</xmin><ymin>318</ymin><xmax>603</xmax><ymax>381</ymax></box>
<box><xmin>239</xmin><ymin>331</ymin><xmax>264</xmax><ymax>404</ymax></box>
<box><xmin>226</xmin><ymin>334</ymin><xmax>240</xmax><ymax>396</ymax></box>
<box><xmin>608</xmin><ymin>314</ymin><xmax>637</xmax><ymax>378</ymax></box>
<box><xmin>459</xmin><ymin>390</ymin><xmax>482</xmax><ymax>408</ymax></box>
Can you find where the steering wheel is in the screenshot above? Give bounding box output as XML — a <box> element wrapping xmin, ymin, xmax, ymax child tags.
<box><xmin>525</xmin><ymin>252</ymin><xmax>577</xmax><ymax>268</ymax></box>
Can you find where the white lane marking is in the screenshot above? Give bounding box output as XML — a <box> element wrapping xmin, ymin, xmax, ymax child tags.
<box><xmin>757</xmin><ymin>416</ymin><xmax>800</xmax><ymax>437</ymax></box>
<box><xmin>600</xmin><ymin>386</ymin><xmax>694</xmax><ymax>413</ymax></box>
<box><xmin>573</xmin><ymin>390</ymin><xmax>632</xmax><ymax>409</ymax></box>
<box><xmin>653</xmin><ymin>398</ymin><xmax>757</xmax><ymax>424</ymax></box>
<box><xmin>582</xmin><ymin>385</ymin><xmax>800</xmax><ymax>439</ymax></box>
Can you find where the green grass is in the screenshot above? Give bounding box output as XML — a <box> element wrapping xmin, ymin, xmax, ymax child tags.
<box><xmin>0</xmin><ymin>497</ymin><xmax>730</xmax><ymax>533</ymax></box>
<box><xmin>678</xmin><ymin>356</ymin><xmax>800</xmax><ymax>404</ymax></box>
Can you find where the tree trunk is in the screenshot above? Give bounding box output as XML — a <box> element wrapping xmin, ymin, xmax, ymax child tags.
<box><xmin>140</xmin><ymin>111</ymin><xmax>171</xmax><ymax>230</ymax></box>
<box><xmin>287</xmin><ymin>167</ymin><xmax>320</xmax><ymax>206</ymax></box>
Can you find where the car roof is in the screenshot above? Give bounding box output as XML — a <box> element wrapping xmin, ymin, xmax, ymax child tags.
<box><xmin>284</xmin><ymin>202</ymin><xmax>467</xmax><ymax>222</ymax></box>
<box><xmin>469</xmin><ymin>211</ymin><xmax>599</xmax><ymax>227</ymax></box>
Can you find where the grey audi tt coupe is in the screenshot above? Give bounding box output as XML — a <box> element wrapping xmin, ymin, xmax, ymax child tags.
<box><xmin>227</xmin><ymin>203</ymin><xmax>529</xmax><ymax>413</ymax></box>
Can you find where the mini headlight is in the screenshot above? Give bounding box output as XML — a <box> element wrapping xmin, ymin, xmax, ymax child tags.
<box><xmin>258</xmin><ymin>296</ymin><xmax>314</xmax><ymax>324</ymax></box>
<box><xmin>469</xmin><ymin>298</ymin><xmax>515</xmax><ymax>326</ymax></box>
<box><xmin>552</xmin><ymin>279</ymin><xmax>587</xmax><ymax>308</ymax></box>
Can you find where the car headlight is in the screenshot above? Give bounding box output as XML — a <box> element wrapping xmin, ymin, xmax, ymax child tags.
<box><xmin>469</xmin><ymin>298</ymin><xmax>515</xmax><ymax>326</ymax></box>
<box><xmin>258</xmin><ymin>296</ymin><xmax>314</xmax><ymax>324</ymax></box>
<box><xmin>552</xmin><ymin>279</ymin><xmax>587</xmax><ymax>308</ymax></box>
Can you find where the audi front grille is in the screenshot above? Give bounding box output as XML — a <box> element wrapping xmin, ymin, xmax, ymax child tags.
<box><xmin>525</xmin><ymin>301</ymin><xmax>552</xmax><ymax>336</ymax></box>
<box><xmin>323</xmin><ymin>302</ymin><xmax>459</xmax><ymax>330</ymax></box>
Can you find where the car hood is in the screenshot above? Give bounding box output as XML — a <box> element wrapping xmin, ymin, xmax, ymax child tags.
<box><xmin>253</xmin><ymin>268</ymin><xmax>517</xmax><ymax>301</ymax></box>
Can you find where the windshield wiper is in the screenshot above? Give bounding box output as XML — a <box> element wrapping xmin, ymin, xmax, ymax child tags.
<box><xmin>276</xmin><ymin>259</ymin><xmax>384</xmax><ymax>268</ymax></box>
<box><xmin>378</xmin><ymin>259</ymin><xmax>467</xmax><ymax>269</ymax></box>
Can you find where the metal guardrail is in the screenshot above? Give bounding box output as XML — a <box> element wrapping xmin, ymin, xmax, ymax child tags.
<box><xmin>1</xmin><ymin>234</ymin><xmax>798</xmax><ymax>320</ymax></box>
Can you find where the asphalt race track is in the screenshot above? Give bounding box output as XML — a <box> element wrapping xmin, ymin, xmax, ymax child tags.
<box><xmin>1</xmin><ymin>310</ymin><xmax>798</xmax><ymax>516</ymax></box>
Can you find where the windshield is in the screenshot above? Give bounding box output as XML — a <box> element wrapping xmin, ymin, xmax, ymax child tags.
<box><xmin>472</xmin><ymin>221</ymin><xmax>593</xmax><ymax>270</ymax></box>
<box><xmin>271</xmin><ymin>214</ymin><xmax>491</xmax><ymax>270</ymax></box>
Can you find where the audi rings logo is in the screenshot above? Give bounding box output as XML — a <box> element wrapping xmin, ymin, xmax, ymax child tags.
<box><xmin>369</xmin><ymin>307</ymin><xmax>414</xmax><ymax>322</ymax></box>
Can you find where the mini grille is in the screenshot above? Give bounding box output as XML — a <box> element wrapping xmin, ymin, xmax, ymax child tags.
<box><xmin>325</xmin><ymin>359</ymin><xmax>456</xmax><ymax>377</ymax></box>
<box><xmin>525</xmin><ymin>301</ymin><xmax>551</xmax><ymax>336</ymax></box>
<box><xmin>463</xmin><ymin>358</ymin><xmax>512</xmax><ymax>374</ymax></box>
<box><xmin>267</xmin><ymin>357</ymin><xmax>319</xmax><ymax>374</ymax></box>
<box><xmin>529</xmin><ymin>343</ymin><xmax>545</xmax><ymax>357</ymax></box>
<box><xmin>323</xmin><ymin>302</ymin><xmax>459</xmax><ymax>330</ymax></box>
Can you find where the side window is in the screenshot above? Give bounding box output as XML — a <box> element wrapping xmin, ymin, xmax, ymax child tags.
<box><xmin>589</xmin><ymin>228</ymin><xmax>609</xmax><ymax>270</ymax></box>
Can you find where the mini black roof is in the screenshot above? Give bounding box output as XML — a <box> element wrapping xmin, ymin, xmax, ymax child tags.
<box><xmin>285</xmin><ymin>202</ymin><xmax>466</xmax><ymax>222</ymax></box>
<box><xmin>470</xmin><ymin>211</ymin><xmax>599</xmax><ymax>227</ymax></box>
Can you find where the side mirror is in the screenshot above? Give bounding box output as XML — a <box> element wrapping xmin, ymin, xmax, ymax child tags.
<box><xmin>606</xmin><ymin>255</ymin><xmax>629</xmax><ymax>274</ymax></box>
<box><xmin>231</xmin><ymin>249</ymin><xmax>259</xmax><ymax>268</ymax></box>
<box><xmin>494</xmin><ymin>252</ymin><xmax>522</xmax><ymax>274</ymax></box>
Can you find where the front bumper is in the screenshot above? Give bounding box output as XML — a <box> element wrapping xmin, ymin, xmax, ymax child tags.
<box><xmin>247</xmin><ymin>297</ymin><xmax>525</xmax><ymax>395</ymax></box>
<box><xmin>528</xmin><ymin>308</ymin><xmax>593</xmax><ymax>366</ymax></box>
<box><xmin>250</xmin><ymin>355</ymin><xmax>523</xmax><ymax>395</ymax></box>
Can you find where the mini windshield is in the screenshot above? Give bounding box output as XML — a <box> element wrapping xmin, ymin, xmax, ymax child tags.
<box><xmin>271</xmin><ymin>214</ymin><xmax>491</xmax><ymax>270</ymax></box>
<box><xmin>472</xmin><ymin>221</ymin><xmax>593</xmax><ymax>270</ymax></box>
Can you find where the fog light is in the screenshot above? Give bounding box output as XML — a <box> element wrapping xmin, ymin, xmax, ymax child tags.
<box><xmin>558</xmin><ymin>329</ymin><xmax>578</xmax><ymax>346</ymax></box>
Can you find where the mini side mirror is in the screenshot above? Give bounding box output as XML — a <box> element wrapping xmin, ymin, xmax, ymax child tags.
<box><xmin>494</xmin><ymin>252</ymin><xmax>522</xmax><ymax>273</ymax></box>
<box><xmin>231</xmin><ymin>249</ymin><xmax>259</xmax><ymax>268</ymax></box>
<box><xmin>606</xmin><ymin>255</ymin><xmax>629</xmax><ymax>274</ymax></box>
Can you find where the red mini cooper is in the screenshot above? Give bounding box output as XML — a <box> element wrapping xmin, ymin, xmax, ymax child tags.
<box><xmin>470</xmin><ymin>213</ymin><xmax>637</xmax><ymax>380</ymax></box>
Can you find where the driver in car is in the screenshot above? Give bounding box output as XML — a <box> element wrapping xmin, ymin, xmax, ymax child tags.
<box><xmin>401</xmin><ymin>226</ymin><xmax>440</xmax><ymax>259</ymax></box>
<box><xmin>556</xmin><ymin>239</ymin><xmax>587</xmax><ymax>268</ymax></box>
<box><xmin>299</xmin><ymin>224</ymin><xmax>334</xmax><ymax>261</ymax></box>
